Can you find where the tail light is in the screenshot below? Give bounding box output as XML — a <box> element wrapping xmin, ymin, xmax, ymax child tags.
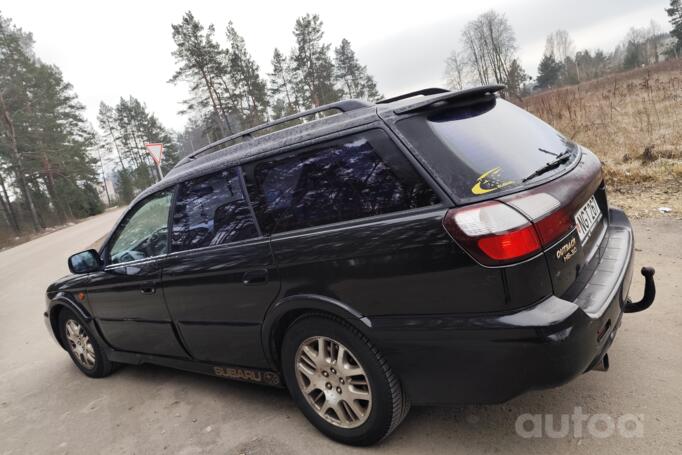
<box><xmin>443</xmin><ymin>193</ymin><xmax>575</xmax><ymax>266</ymax></box>
<box><xmin>505</xmin><ymin>193</ymin><xmax>574</xmax><ymax>246</ymax></box>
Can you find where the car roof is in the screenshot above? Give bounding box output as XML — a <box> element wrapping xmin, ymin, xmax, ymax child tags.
<box><xmin>133</xmin><ymin>85</ymin><xmax>504</xmax><ymax>204</ymax></box>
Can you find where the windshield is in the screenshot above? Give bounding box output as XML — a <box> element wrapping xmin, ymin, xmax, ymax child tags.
<box><xmin>396</xmin><ymin>98</ymin><xmax>578</xmax><ymax>202</ymax></box>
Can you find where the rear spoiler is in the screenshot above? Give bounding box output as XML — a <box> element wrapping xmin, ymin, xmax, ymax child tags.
<box><xmin>377</xmin><ymin>88</ymin><xmax>450</xmax><ymax>105</ymax></box>
<box><xmin>393</xmin><ymin>84</ymin><xmax>505</xmax><ymax>115</ymax></box>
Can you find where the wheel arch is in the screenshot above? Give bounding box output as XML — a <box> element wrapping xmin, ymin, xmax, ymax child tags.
<box><xmin>261</xmin><ymin>294</ymin><xmax>371</xmax><ymax>370</ymax></box>
<box><xmin>47</xmin><ymin>294</ymin><xmax>93</xmax><ymax>350</ymax></box>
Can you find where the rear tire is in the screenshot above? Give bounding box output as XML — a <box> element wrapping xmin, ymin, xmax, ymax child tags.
<box><xmin>281</xmin><ymin>314</ymin><xmax>409</xmax><ymax>446</ymax></box>
<box><xmin>58</xmin><ymin>309</ymin><xmax>115</xmax><ymax>378</ymax></box>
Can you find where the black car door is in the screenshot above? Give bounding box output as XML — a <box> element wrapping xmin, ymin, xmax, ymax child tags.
<box><xmin>160</xmin><ymin>167</ymin><xmax>279</xmax><ymax>368</ymax></box>
<box><xmin>87</xmin><ymin>189</ymin><xmax>188</xmax><ymax>358</ymax></box>
<box><xmin>242</xmin><ymin>127</ymin><xmax>493</xmax><ymax>318</ymax></box>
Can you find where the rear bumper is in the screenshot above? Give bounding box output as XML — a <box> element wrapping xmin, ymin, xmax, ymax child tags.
<box><xmin>366</xmin><ymin>208</ymin><xmax>652</xmax><ymax>405</ymax></box>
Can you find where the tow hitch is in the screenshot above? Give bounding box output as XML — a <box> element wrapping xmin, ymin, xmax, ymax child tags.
<box><xmin>623</xmin><ymin>267</ymin><xmax>656</xmax><ymax>313</ymax></box>
<box><xmin>592</xmin><ymin>353</ymin><xmax>610</xmax><ymax>372</ymax></box>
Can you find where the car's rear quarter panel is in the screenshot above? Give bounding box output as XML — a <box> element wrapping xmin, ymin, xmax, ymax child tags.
<box><xmin>269</xmin><ymin>208</ymin><xmax>511</xmax><ymax>316</ymax></box>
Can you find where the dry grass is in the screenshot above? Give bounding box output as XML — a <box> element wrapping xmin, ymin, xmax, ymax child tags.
<box><xmin>521</xmin><ymin>59</ymin><xmax>682</xmax><ymax>219</ymax></box>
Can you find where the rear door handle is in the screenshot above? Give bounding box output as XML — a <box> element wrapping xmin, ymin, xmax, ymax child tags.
<box><xmin>242</xmin><ymin>269</ymin><xmax>268</xmax><ymax>286</ymax></box>
<box><xmin>140</xmin><ymin>285</ymin><xmax>156</xmax><ymax>295</ymax></box>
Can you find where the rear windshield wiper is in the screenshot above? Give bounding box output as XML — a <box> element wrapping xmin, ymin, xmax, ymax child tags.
<box><xmin>522</xmin><ymin>149</ymin><xmax>574</xmax><ymax>183</ymax></box>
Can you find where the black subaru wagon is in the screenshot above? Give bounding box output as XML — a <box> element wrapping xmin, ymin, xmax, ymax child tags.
<box><xmin>45</xmin><ymin>86</ymin><xmax>655</xmax><ymax>446</ymax></box>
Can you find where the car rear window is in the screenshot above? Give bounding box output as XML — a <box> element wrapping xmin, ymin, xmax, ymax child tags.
<box><xmin>396</xmin><ymin>99</ymin><xmax>578</xmax><ymax>202</ymax></box>
<box><xmin>247</xmin><ymin>129</ymin><xmax>439</xmax><ymax>234</ymax></box>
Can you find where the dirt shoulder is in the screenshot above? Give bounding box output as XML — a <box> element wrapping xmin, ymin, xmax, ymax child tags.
<box><xmin>610</xmin><ymin>188</ymin><xmax>681</xmax><ymax>220</ymax></box>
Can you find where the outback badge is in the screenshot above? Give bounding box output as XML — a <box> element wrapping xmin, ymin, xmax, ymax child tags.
<box><xmin>556</xmin><ymin>236</ymin><xmax>578</xmax><ymax>263</ymax></box>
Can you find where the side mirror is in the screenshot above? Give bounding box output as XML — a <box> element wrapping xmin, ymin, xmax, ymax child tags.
<box><xmin>68</xmin><ymin>249</ymin><xmax>103</xmax><ymax>274</ymax></box>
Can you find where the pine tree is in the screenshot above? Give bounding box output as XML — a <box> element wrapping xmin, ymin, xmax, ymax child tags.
<box><xmin>536</xmin><ymin>55</ymin><xmax>563</xmax><ymax>89</ymax></box>
<box><xmin>666</xmin><ymin>0</ymin><xmax>682</xmax><ymax>55</ymax></box>
<box><xmin>505</xmin><ymin>59</ymin><xmax>529</xmax><ymax>98</ymax></box>
<box><xmin>29</xmin><ymin>63</ymin><xmax>101</xmax><ymax>224</ymax></box>
<box><xmin>177</xmin><ymin>116</ymin><xmax>211</xmax><ymax>155</ymax></box>
<box><xmin>363</xmin><ymin>75</ymin><xmax>381</xmax><ymax>102</ymax></box>
<box><xmin>98</xmin><ymin>96</ymin><xmax>179</xmax><ymax>194</ymax></box>
<box><xmin>268</xmin><ymin>48</ymin><xmax>299</xmax><ymax>118</ymax></box>
<box><xmin>170</xmin><ymin>11</ymin><xmax>235</xmax><ymax>136</ymax></box>
<box><xmin>225</xmin><ymin>22</ymin><xmax>269</xmax><ymax>127</ymax></box>
<box><xmin>1</xmin><ymin>14</ymin><xmax>103</xmax><ymax>231</ymax></box>
<box><xmin>291</xmin><ymin>14</ymin><xmax>340</xmax><ymax>108</ymax></box>
<box><xmin>623</xmin><ymin>41</ymin><xmax>644</xmax><ymax>69</ymax></box>
<box><xmin>333</xmin><ymin>38</ymin><xmax>382</xmax><ymax>101</ymax></box>
<box><xmin>114</xmin><ymin>168</ymin><xmax>135</xmax><ymax>204</ymax></box>
<box><xmin>98</xmin><ymin>102</ymin><xmax>127</xmax><ymax>171</ymax></box>
<box><xmin>0</xmin><ymin>16</ymin><xmax>42</xmax><ymax>231</ymax></box>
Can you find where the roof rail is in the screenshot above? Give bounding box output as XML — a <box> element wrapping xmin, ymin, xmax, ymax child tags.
<box><xmin>377</xmin><ymin>88</ymin><xmax>450</xmax><ymax>105</ymax></box>
<box><xmin>183</xmin><ymin>99</ymin><xmax>371</xmax><ymax>163</ymax></box>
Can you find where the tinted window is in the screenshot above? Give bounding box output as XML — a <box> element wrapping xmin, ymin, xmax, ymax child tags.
<box><xmin>172</xmin><ymin>168</ymin><xmax>258</xmax><ymax>251</ymax></box>
<box><xmin>109</xmin><ymin>191</ymin><xmax>172</xmax><ymax>265</ymax></box>
<box><xmin>249</xmin><ymin>129</ymin><xmax>439</xmax><ymax>234</ymax></box>
<box><xmin>396</xmin><ymin>99</ymin><xmax>578</xmax><ymax>201</ymax></box>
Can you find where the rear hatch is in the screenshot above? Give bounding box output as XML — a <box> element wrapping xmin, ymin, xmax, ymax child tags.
<box><xmin>500</xmin><ymin>152</ymin><xmax>609</xmax><ymax>299</ymax></box>
<box><xmin>392</xmin><ymin>96</ymin><xmax>609</xmax><ymax>300</ymax></box>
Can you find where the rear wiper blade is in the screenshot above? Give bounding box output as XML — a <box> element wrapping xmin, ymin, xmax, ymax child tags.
<box><xmin>522</xmin><ymin>149</ymin><xmax>574</xmax><ymax>182</ymax></box>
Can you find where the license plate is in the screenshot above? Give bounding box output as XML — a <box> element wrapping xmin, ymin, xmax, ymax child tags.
<box><xmin>574</xmin><ymin>195</ymin><xmax>602</xmax><ymax>242</ymax></box>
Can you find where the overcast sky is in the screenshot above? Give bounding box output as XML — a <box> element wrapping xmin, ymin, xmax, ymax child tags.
<box><xmin>1</xmin><ymin>0</ymin><xmax>671</xmax><ymax>132</ymax></box>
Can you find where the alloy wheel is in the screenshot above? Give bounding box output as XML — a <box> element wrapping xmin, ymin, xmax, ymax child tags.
<box><xmin>65</xmin><ymin>319</ymin><xmax>96</xmax><ymax>369</ymax></box>
<box><xmin>295</xmin><ymin>336</ymin><xmax>372</xmax><ymax>428</ymax></box>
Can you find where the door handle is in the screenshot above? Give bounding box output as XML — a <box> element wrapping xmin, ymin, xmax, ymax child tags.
<box><xmin>140</xmin><ymin>286</ymin><xmax>156</xmax><ymax>295</ymax></box>
<box><xmin>242</xmin><ymin>269</ymin><xmax>268</xmax><ymax>286</ymax></box>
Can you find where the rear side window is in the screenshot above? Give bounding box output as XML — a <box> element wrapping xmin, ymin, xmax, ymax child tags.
<box><xmin>248</xmin><ymin>129</ymin><xmax>439</xmax><ymax>234</ymax></box>
<box><xmin>172</xmin><ymin>168</ymin><xmax>258</xmax><ymax>252</ymax></box>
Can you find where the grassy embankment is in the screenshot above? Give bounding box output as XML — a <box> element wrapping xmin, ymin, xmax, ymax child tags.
<box><xmin>522</xmin><ymin>59</ymin><xmax>682</xmax><ymax>219</ymax></box>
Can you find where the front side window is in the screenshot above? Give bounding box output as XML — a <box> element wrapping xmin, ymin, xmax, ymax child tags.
<box><xmin>109</xmin><ymin>190</ymin><xmax>172</xmax><ymax>265</ymax></box>
<box><xmin>172</xmin><ymin>168</ymin><xmax>258</xmax><ymax>252</ymax></box>
<box><xmin>249</xmin><ymin>129</ymin><xmax>439</xmax><ymax>234</ymax></box>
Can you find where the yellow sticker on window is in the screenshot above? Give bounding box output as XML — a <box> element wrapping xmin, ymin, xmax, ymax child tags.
<box><xmin>471</xmin><ymin>167</ymin><xmax>514</xmax><ymax>195</ymax></box>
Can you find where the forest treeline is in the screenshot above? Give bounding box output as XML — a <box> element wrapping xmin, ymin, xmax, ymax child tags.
<box><xmin>444</xmin><ymin>5</ymin><xmax>682</xmax><ymax>95</ymax></box>
<box><xmin>0</xmin><ymin>14</ymin><xmax>105</xmax><ymax>239</ymax></box>
<box><xmin>170</xmin><ymin>12</ymin><xmax>381</xmax><ymax>155</ymax></box>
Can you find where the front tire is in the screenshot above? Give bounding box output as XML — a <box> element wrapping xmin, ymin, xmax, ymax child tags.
<box><xmin>58</xmin><ymin>309</ymin><xmax>114</xmax><ymax>378</ymax></box>
<box><xmin>281</xmin><ymin>314</ymin><xmax>409</xmax><ymax>446</ymax></box>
